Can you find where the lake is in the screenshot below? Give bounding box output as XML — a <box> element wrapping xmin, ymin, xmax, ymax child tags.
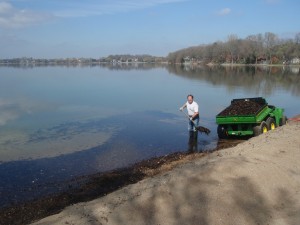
<box><xmin>0</xmin><ymin>64</ymin><xmax>299</xmax><ymax>208</ymax></box>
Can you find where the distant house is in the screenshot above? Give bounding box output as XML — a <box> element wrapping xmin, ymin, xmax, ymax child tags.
<box><xmin>291</xmin><ymin>57</ymin><xmax>300</xmax><ymax>64</ymax></box>
<box><xmin>257</xmin><ymin>57</ymin><xmax>267</xmax><ymax>64</ymax></box>
<box><xmin>182</xmin><ymin>56</ymin><xmax>191</xmax><ymax>64</ymax></box>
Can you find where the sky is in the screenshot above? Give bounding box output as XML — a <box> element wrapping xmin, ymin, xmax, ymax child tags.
<box><xmin>0</xmin><ymin>0</ymin><xmax>299</xmax><ymax>58</ymax></box>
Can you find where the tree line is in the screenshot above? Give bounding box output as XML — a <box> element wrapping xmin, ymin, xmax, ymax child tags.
<box><xmin>167</xmin><ymin>32</ymin><xmax>300</xmax><ymax>65</ymax></box>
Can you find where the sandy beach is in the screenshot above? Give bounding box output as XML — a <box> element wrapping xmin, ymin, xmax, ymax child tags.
<box><xmin>29</xmin><ymin>118</ymin><xmax>300</xmax><ymax>225</ymax></box>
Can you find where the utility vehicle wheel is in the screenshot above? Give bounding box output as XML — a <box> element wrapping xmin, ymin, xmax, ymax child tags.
<box><xmin>279</xmin><ymin>115</ymin><xmax>287</xmax><ymax>126</ymax></box>
<box><xmin>253</xmin><ymin>121</ymin><xmax>268</xmax><ymax>136</ymax></box>
<box><xmin>217</xmin><ymin>125</ymin><xmax>227</xmax><ymax>139</ymax></box>
<box><xmin>266</xmin><ymin>117</ymin><xmax>276</xmax><ymax>130</ymax></box>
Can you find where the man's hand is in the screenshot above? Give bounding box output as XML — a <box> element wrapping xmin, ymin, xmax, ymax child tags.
<box><xmin>179</xmin><ymin>107</ymin><xmax>183</xmax><ymax>111</ymax></box>
<box><xmin>189</xmin><ymin>117</ymin><xmax>193</xmax><ymax>121</ymax></box>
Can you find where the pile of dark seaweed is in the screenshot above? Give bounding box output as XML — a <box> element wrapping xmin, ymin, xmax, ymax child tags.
<box><xmin>218</xmin><ymin>99</ymin><xmax>266</xmax><ymax>116</ymax></box>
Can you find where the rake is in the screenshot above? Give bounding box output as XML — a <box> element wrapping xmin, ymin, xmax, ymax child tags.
<box><xmin>181</xmin><ymin>111</ymin><xmax>211</xmax><ymax>135</ymax></box>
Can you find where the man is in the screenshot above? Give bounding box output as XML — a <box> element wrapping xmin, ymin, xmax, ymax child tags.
<box><xmin>179</xmin><ymin>94</ymin><xmax>199</xmax><ymax>132</ymax></box>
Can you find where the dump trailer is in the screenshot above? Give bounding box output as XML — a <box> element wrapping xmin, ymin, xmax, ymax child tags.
<box><xmin>216</xmin><ymin>97</ymin><xmax>287</xmax><ymax>139</ymax></box>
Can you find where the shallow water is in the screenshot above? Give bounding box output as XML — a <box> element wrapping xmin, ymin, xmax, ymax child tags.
<box><xmin>0</xmin><ymin>64</ymin><xmax>299</xmax><ymax>207</ymax></box>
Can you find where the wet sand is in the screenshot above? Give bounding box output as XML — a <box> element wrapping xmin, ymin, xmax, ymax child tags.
<box><xmin>1</xmin><ymin>118</ymin><xmax>300</xmax><ymax>225</ymax></box>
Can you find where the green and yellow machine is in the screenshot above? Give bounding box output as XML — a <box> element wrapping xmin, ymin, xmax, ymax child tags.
<box><xmin>216</xmin><ymin>97</ymin><xmax>287</xmax><ymax>139</ymax></box>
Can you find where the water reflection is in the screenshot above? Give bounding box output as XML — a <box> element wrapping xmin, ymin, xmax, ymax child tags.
<box><xmin>0</xmin><ymin>62</ymin><xmax>168</xmax><ymax>71</ymax></box>
<box><xmin>167</xmin><ymin>64</ymin><xmax>300</xmax><ymax>96</ymax></box>
<box><xmin>0</xmin><ymin>99</ymin><xmax>21</xmax><ymax>126</ymax></box>
<box><xmin>188</xmin><ymin>131</ymin><xmax>198</xmax><ymax>153</ymax></box>
<box><xmin>0</xmin><ymin>97</ymin><xmax>44</xmax><ymax>127</ymax></box>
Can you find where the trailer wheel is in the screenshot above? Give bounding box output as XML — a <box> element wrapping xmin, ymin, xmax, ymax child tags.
<box><xmin>279</xmin><ymin>115</ymin><xmax>287</xmax><ymax>126</ymax></box>
<box><xmin>253</xmin><ymin>121</ymin><xmax>268</xmax><ymax>136</ymax></box>
<box><xmin>266</xmin><ymin>117</ymin><xmax>276</xmax><ymax>130</ymax></box>
<box><xmin>217</xmin><ymin>125</ymin><xmax>227</xmax><ymax>139</ymax></box>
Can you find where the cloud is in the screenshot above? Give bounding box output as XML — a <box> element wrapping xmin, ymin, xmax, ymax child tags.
<box><xmin>0</xmin><ymin>1</ymin><xmax>12</xmax><ymax>13</ymax></box>
<box><xmin>0</xmin><ymin>1</ymin><xmax>53</xmax><ymax>28</ymax></box>
<box><xmin>54</xmin><ymin>0</ymin><xmax>189</xmax><ymax>18</ymax></box>
<box><xmin>217</xmin><ymin>7</ymin><xmax>231</xmax><ymax>16</ymax></box>
<box><xmin>0</xmin><ymin>0</ymin><xmax>188</xmax><ymax>26</ymax></box>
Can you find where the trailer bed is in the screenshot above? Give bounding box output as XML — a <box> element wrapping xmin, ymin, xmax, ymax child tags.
<box><xmin>217</xmin><ymin>98</ymin><xmax>267</xmax><ymax>117</ymax></box>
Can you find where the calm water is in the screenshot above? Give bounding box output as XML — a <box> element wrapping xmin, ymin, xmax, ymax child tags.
<box><xmin>0</xmin><ymin>64</ymin><xmax>300</xmax><ymax>207</ymax></box>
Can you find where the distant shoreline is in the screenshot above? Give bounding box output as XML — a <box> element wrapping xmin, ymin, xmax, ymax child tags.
<box><xmin>0</xmin><ymin>61</ymin><xmax>299</xmax><ymax>67</ymax></box>
<box><xmin>1</xmin><ymin>56</ymin><xmax>299</xmax><ymax>68</ymax></box>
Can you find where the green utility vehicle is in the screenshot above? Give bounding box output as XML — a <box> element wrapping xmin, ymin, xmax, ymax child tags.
<box><xmin>216</xmin><ymin>97</ymin><xmax>287</xmax><ymax>139</ymax></box>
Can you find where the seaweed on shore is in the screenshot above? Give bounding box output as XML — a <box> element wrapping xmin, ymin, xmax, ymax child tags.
<box><xmin>0</xmin><ymin>152</ymin><xmax>192</xmax><ymax>225</ymax></box>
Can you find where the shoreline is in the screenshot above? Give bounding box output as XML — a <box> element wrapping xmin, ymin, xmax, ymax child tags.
<box><xmin>0</xmin><ymin>141</ymin><xmax>242</xmax><ymax>225</ymax></box>
<box><xmin>1</xmin><ymin>61</ymin><xmax>300</xmax><ymax>68</ymax></box>
<box><xmin>1</xmin><ymin>117</ymin><xmax>299</xmax><ymax>225</ymax></box>
<box><xmin>32</xmin><ymin>119</ymin><xmax>300</xmax><ymax>225</ymax></box>
<box><xmin>0</xmin><ymin>151</ymin><xmax>210</xmax><ymax>225</ymax></box>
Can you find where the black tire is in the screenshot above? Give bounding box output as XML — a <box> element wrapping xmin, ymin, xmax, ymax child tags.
<box><xmin>279</xmin><ymin>115</ymin><xmax>287</xmax><ymax>126</ymax></box>
<box><xmin>266</xmin><ymin>117</ymin><xmax>276</xmax><ymax>130</ymax></box>
<box><xmin>217</xmin><ymin>125</ymin><xmax>227</xmax><ymax>139</ymax></box>
<box><xmin>253</xmin><ymin>121</ymin><xmax>268</xmax><ymax>136</ymax></box>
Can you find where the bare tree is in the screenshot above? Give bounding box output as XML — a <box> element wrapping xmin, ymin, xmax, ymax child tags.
<box><xmin>295</xmin><ymin>32</ymin><xmax>300</xmax><ymax>44</ymax></box>
<box><xmin>167</xmin><ymin>32</ymin><xmax>298</xmax><ymax>65</ymax></box>
<box><xmin>246</xmin><ymin>34</ymin><xmax>264</xmax><ymax>64</ymax></box>
<box><xmin>227</xmin><ymin>34</ymin><xmax>239</xmax><ymax>63</ymax></box>
<box><xmin>264</xmin><ymin>32</ymin><xmax>278</xmax><ymax>64</ymax></box>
